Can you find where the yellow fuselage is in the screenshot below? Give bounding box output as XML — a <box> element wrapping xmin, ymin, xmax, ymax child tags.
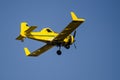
<box><xmin>26</xmin><ymin>28</ymin><xmax>74</xmax><ymax>45</ymax></box>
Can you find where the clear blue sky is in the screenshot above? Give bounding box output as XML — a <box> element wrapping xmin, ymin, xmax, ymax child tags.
<box><xmin>0</xmin><ymin>0</ymin><xmax>120</xmax><ymax>80</ymax></box>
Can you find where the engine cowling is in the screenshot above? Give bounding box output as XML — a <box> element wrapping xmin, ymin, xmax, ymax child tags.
<box><xmin>64</xmin><ymin>35</ymin><xmax>74</xmax><ymax>49</ymax></box>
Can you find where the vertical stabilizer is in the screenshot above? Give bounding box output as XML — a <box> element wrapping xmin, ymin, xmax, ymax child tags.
<box><xmin>16</xmin><ymin>22</ymin><xmax>29</xmax><ymax>41</ymax></box>
<box><xmin>16</xmin><ymin>22</ymin><xmax>37</xmax><ymax>41</ymax></box>
<box><xmin>20</xmin><ymin>22</ymin><xmax>29</xmax><ymax>37</ymax></box>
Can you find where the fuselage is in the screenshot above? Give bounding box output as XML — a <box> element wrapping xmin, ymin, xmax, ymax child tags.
<box><xmin>26</xmin><ymin>27</ymin><xmax>74</xmax><ymax>46</ymax></box>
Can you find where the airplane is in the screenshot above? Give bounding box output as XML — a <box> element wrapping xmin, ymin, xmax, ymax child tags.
<box><xmin>16</xmin><ymin>12</ymin><xmax>85</xmax><ymax>57</ymax></box>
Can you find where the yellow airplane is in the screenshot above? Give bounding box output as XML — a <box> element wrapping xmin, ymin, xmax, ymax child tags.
<box><xmin>16</xmin><ymin>12</ymin><xmax>85</xmax><ymax>56</ymax></box>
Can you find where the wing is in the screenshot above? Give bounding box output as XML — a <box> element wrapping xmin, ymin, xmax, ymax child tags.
<box><xmin>24</xmin><ymin>44</ymin><xmax>54</xmax><ymax>57</ymax></box>
<box><xmin>53</xmin><ymin>12</ymin><xmax>85</xmax><ymax>41</ymax></box>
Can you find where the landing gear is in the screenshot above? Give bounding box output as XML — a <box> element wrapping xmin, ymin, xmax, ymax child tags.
<box><xmin>56</xmin><ymin>45</ymin><xmax>62</xmax><ymax>55</ymax></box>
<box><xmin>65</xmin><ymin>45</ymin><xmax>70</xmax><ymax>49</ymax></box>
<box><xmin>56</xmin><ymin>50</ymin><xmax>62</xmax><ymax>55</ymax></box>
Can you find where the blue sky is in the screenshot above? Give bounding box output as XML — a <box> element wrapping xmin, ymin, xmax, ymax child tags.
<box><xmin>0</xmin><ymin>0</ymin><xmax>120</xmax><ymax>80</ymax></box>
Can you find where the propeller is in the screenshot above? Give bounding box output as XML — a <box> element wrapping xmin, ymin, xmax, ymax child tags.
<box><xmin>74</xmin><ymin>43</ymin><xmax>77</xmax><ymax>49</ymax></box>
<box><xmin>73</xmin><ymin>30</ymin><xmax>76</xmax><ymax>38</ymax></box>
<box><xmin>73</xmin><ymin>30</ymin><xmax>77</xmax><ymax>49</ymax></box>
<box><xmin>67</xmin><ymin>30</ymin><xmax>77</xmax><ymax>49</ymax></box>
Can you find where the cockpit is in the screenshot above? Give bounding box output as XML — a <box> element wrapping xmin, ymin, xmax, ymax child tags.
<box><xmin>46</xmin><ymin>28</ymin><xmax>53</xmax><ymax>32</ymax></box>
<box><xmin>40</xmin><ymin>27</ymin><xmax>54</xmax><ymax>33</ymax></box>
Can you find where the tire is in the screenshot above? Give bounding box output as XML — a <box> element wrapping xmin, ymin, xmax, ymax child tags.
<box><xmin>56</xmin><ymin>50</ymin><xmax>62</xmax><ymax>55</ymax></box>
<box><xmin>65</xmin><ymin>45</ymin><xmax>70</xmax><ymax>49</ymax></box>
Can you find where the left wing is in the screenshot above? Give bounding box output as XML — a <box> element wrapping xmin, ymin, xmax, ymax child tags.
<box><xmin>24</xmin><ymin>44</ymin><xmax>54</xmax><ymax>57</ymax></box>
<box><xmin>53</xmin><ymin>12</ymin><xmax>85</xmax><ymax>42</ymax></box>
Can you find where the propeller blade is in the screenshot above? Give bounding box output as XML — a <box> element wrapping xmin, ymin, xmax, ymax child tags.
<box><xmin>73</xmin><ymin>30</ymin><xmax>77</xmax><ymax>49</ymax></box>
<box><xmin>74</xmin><ymin>43</ymin><xmax>77</xmax><ymax>49</ymax></box>
<box><xmin>73</xmin><ymin>30</ymin><xmax>76</xmax><ymax>38</ymax></box>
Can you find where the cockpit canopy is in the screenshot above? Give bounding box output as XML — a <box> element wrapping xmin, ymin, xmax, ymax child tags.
<box><xmin>40</xmin><ymin>27</ymin><xmax>54</xmax><ymax>33</ymax></box>
<box><xmin>46</xmin><ymin>28</ymin><xmax>53</xmax><ymax>32</ymax></box>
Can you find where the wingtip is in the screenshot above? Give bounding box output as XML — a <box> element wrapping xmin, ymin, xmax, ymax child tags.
<box><xmin>24</xmin><ymin>47</ymin><xmax>31</xmax><ymax>56</ymax></box>
<box><xmin>70</xmin><ymin>11</ymin><xmax>85</xmax><ymax>22</ymax></box>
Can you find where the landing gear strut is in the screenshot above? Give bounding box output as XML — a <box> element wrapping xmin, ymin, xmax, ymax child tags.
<box><xmin>56</xmin><ymin>45</ymin><xmax>62</xmax><ymax>55</ymax></box>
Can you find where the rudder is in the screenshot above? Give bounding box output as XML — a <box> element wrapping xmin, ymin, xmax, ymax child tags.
<box><xmin>16</xmin><ymin>22</ymin><xmax>29</xmax><ymax>41</ymax></box>
<box><xmin>20</xmin><ymin>22</ymin><xmax>29</xmax><ymax>37</ymax></box>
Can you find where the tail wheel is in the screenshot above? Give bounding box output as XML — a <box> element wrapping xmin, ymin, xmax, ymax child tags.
<box><xmin>56</xmin><ymin>50</ymin><xmax>62</xmax><ymax>55</ymax></box>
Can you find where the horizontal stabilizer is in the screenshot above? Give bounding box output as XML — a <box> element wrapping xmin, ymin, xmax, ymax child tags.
<box><xmin>16</xmin><ymin>35</ymin><xmax>25</xmax><ymax>40</ymax></box>
<box><xmin>25</xmin><ymin>26</ymin><xmax>37</xmax><ymax>34</ymax></box>
<box><xmin>71</xmin><ymin>12</ymin><xmax>85</xmax><ymax>22</ymax></box>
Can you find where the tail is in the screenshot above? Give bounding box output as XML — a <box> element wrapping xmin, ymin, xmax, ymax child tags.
<box><xmin>16</xmin><ymin>22</ymin><xmax>37</xmax><ymax>41</ymax></box>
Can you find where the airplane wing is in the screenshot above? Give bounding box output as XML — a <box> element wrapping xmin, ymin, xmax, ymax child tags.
<box><xmin>53</xmin><ymin>12</ymin><xmax>85</xmax><ymax>42</ymax></box>
<box><xmin>24</xmin><ymin>44</ymin><xmax>54</xmax><ymax>57</ymax></box>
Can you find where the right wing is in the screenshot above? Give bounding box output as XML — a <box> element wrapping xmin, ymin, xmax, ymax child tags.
<box><xmin>24</xmin><ymin>44</ymin><xmax>54</xmax><ymax>57</ymax></box>
<box><xmin>53</xmin><ymin>12</ymin><xmax>85</xmax><ymax>42</ymax></box>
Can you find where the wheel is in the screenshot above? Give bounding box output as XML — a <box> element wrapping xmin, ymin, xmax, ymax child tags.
<box><xmin>56</xmin><ymin>50</ymin><xmax>62</xmax><ymax>55</ymax></box>
<box><xmin>65</xmin><ymin>45</ymin><xmax>70</xmax><ymax>49</ymax></box>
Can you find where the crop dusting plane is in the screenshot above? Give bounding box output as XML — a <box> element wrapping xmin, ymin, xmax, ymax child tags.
<box><xmin>16</xmin><ymin>12</ymin><xmax>85</xmax><ymax>57</ymax></box>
